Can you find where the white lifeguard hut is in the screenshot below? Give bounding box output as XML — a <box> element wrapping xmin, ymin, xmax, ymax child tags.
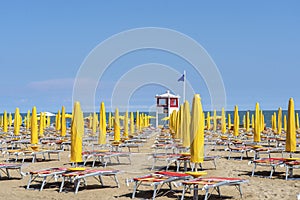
<box><xmin>155</xmin><ymin>90</ymin><xmax>180</xmax><ymax>127</ymax></box>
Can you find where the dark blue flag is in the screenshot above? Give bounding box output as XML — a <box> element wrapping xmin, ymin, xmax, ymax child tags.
<box><xmin>178</xmin><ymin>74</ymin><xmax>184</xmax><ymax>82</ymax></box>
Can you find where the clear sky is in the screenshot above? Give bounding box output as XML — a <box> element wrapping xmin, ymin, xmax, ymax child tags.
<box><xmin>0</xmin><ymin>1</ymin><xmax>299</xmax><ymax>113</ymax></box>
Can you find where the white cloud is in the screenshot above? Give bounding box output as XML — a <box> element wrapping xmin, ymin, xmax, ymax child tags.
<box><xmin>27</xmin><ymin>78</ymin><xmax>74</xmax><ymax>91</ymax></box>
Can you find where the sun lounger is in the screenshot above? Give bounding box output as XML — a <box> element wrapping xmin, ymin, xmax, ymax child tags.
<box><xmin>82</xmin><ymin>151</ymin><xmax>131</xmax><ymax>167</ymax></box>
<box><xmin>127</xmin><ymin>171</ymin><xmax>191</xmax><ymax>200</ymax></box>
<box><xmin>59</xmin><ymin>169</ymin><xmax>120</xmax><ymax>194</ymax></box>
<box><xmin>151</xmin><ymin>153</ymin><xmax>181</xmax><ymax>170</ymax></box>
<box><xmin>0</xmin><ymin>163</ymin><xmax>23</xmax><ymax>179</ymax></box>
<box><xmin>251</xmin><ymin>157</ymin><xmax>285</xmax><ymax>178</ymax></box>
<box><xmin>181</xmin><ymin>177</ymin><xmax>249</xmax><ymax>200</ymax></box>
<box><xmin>251</xmin><ymin>147</ymin><xmax>284</xmax><ymax>159</ymax></box>
<box><xmin>226</xmin><ymin>144</ymin><xmax>252</xmax><ymax>160</ymax></box>
<box><xmin>26</xmin><ymin>167</ymin><xmax>68</xmax><ymax>191</ymax></box>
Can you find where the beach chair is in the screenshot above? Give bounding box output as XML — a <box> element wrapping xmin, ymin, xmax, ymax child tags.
<box><xmin>127</xmin><ymin>171</ymin><xmax>191</xmax><ymax>200</ymax></box>
<box><xmin>26</xmin><ymin>167</ymin><xmax>68</xmax><ymax>191</ymax></box>
<box><xmin>0</xmin><ymin>163</ymin><xmax>23</xmax><ymax>179</ymax></box>
<box><xmin>251</xmin><ymin>157</ymin><xmax>285</xmax><ymax>178</ymax></box>
<box><xmin>181</xmin><ymin>177</ymin><xmax>249</xmax><ymax>200</ymax></box>
<box><xmin>226</xmin><ymin>143</ymin><xmax>252</xmax><ymax>160</ymax></box>
<box><xmin>151</xmin><ymin>153</ymin><xmax>181</xmax><ymax>170</ymax></box>
<box><xmin>82</xmin><ymin>151</ymin><xmax>131</xmax><ymax>167</ymax></box>
<box><xmin>59</xmin><ymin>169</ymin><xmax>120</xmax><ymax>194</ymax></box>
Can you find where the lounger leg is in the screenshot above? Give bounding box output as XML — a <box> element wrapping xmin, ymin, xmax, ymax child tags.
<box><xmin>238</xmin><ymin>185</ymin><xmax>243</xmax><ymax>198</ymax></box>
<box><xmin>152</xmin><ymin>185</ymin><xmax>157</xmax><ymax>200</ymax></box>
<box><xmin>251</xmin><ymin>163</ymin><xmax>256</xmax><ymax>177</ymax></box>
<box><xmin>270</xmin><ymin>166</ymin><xmax>275</xmax><ymax>178</ymax></box>
<box><xmin>204</xmin><ymin>188</ymin><xmax>209</xmax><ymax>200</ymax></box>
<box><xmin>213</xmin><ymin>158</ymin><xmax>217</xmax><ymax>169</ymax></box>
<box><xmin>193</xmin><ymin>185</ymin><xmax>199</xmax><ymax>200</ymax></box>
<box><xmin>132</xmin><ymin>181</ymin><xmax>138</xmax><ymax>198</ymax></box>
<box><xmin>40</xmin><ymin>177</ymin><xmax>47</xmax><ymax>191</ymax></box>
<box><xmin>181</xmin><ymin>185</ymin><xmax>187</xmax><ymax>200</ymax></box>
<box><xmin>59</xmin><ymin>177</ymin><xmax>65</xmax><ymax>193</ymax></box>
<box><xmin>6</xmin><ymin>168</ymin><xmax>10</xmax><ymax>179</ymax></box>
<box><xmin>26</xmin><ymin>175</ymin><xmax>33</xmax><ymax>189</ymax></box>
<box><xmin>74</xmin><ymin>179</ymin><xmax>80</xmax><ymax>194</ymax></box>
<box><xmin>114</xmin><ymin>175</ymin><xmax>120</xmax><ymax>188</ymax></box>
<box><xmin>99</xmin><ymin>175</ymin><xmax>104</xmax><ymax>186</ymax></box>
<box><xmin>228</xmin><ymin>151</ymin><xmax>231</xmax><ymax>160</ymax></box>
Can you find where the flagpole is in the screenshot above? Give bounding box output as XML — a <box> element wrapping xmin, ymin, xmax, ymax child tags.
<box><xmin>183</xmin><ymin>70</ymin><xmax>186</xmax><ymax>102</ymax></box>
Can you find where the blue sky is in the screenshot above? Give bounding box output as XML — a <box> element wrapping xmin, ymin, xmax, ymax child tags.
<box><xmin>0</xmin><ymin>1</ymin><xmax>299</xmax><ymax>113</ymax></box>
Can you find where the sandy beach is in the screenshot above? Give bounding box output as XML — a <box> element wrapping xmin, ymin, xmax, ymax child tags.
<box><xmin>0</xmin><ymin>129</ymin><xmax>299</xmax><ymax>200</ymax></box>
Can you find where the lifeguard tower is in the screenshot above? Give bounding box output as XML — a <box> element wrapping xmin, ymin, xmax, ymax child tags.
<box><xmin>155</xmin><ymin>90</ymin><xmax>180</xmax><ymax>127</ymax></box>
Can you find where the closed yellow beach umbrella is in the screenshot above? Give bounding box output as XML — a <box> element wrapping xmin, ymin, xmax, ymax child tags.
<box><xmin>31</xmin><ymin>107</ymin><xmax>38</xmax><ymax>145</ymax></box>
<box><xmin>254</xmin><ymin>103</ymin><xmax>261</xmax><ymax>142</ymax></box>
<box><xmin>130</xmin><ymin>112</ymin><xmax>134</xmax><ymax>136</ymax></box>
<box><xmin>99</xmin><ymin>102</ymin><xmax>107</xmax><ymax>144</ymax></box>
<box><xmin>175</xmin><ymin>105</ymin><xmax>182</xmax><ymax>139</ymax></box>
<box><xmin>123</xmin><ymin>111</ymin><xmax>129</xmax><ymax>139</ymax></box>
<box><xmin>277</xmin><ymin>107</ymin><xmax>282</xmax><ymax>135</ymax></box>
<box><xmin>284</xmin><ymin>115</ymin><xmax>287</xmax><ymax>132</ymax></box>
<box><xmin>245</xmin><ymin>111</ymin><xmax>250</xmax><ymax>132</ymax></box>
<box><xmin>56</xmin><ymin>110</ymin><xmax>61</xmax><ymax>131</ymax></box>
<box><xmin>39</xmin><ymin>112</ymin><xmax>44</xmax><ymax>137</ymax></box>
<box><xmin>108</xmin><ymin>112</ymin><xmax>112</xmax><ymax>130</ymax></box>
<box><xmin>3</xmin><ymin>111</ymin><xmax>7</xmax><ymax>133</ymax></box>
<box><xmin>296</xmin><ymin>113</ymin><xmax>299</xmax><ymax>130</ymax></box>
<box><xmin>26</xmin><ymin>110</ymin><xmax>30</xmax><ymax>130</ymax></box>
<box><xmin>251</xmin><ymin>114</ymin><xmax>254</xmax><ymax>129</ymax></box>
<box><xmin>136</xmin><ymin>111</ymin><xmax>139</xmax><ymax>132</ymax></box>
<box><xmin>61</xmin><ymin>106</ymin><xmax>67</xmax><ymax>137</ymax></box>
<box><xmin>273</xmin><ymin>112</ymin><xmax>277</xmax><ymax>132</ymax></box>
<box><xmin>190</xmin><ymin>94</ymin><xmax>204</xmax><ymax>168</ymax></box>
<box><xmin>70</xmin><ymin>101</ymin><xmax>84</xmax><ymax>163</ymax></box>
<box><xmin>206</xmin><ymin>112</ymin><xmax>211</xmax><ymax>130</ymax></box>
<box><xmin>213</xmin><ymin>109</ymin><xmax>217</xmax><ymax>131</ymax></box>
<box><xmin>92</xmin><ymin>112</ymin><xmax>98</xmax><ymax>135</ymax></box>
<box><xmin>227</xmin><ymin>113</ymin><xmax>231</xmax><ymax>131</ymax></box>
<box><xmin>114</xmin><ymin>108</ymin><xmax>120</xmax><ymax>142</ymax></box>
<box><xmin>8</xmin><ymin>113</ymin><xmax>12</xmax><ymax>128</ymax></box>
<box><xmin>14</xmin><ymin>108</ymin><xmax>20</xmax><ymax>136</ymax></box>
<box><xmin>182</xmin><ymin>101</ymin><xmax>191</xmax><ymax>148</ymax></box>
<box><xmin>286</xmin><ymin>98</ymin><xmax>296</xmax><ymax>153</ymax></box>
<box><xmin>221</xmin><ymin>108</ymin><xmax>226</xmax><ymax>134</ymax></box>
<box><xmin>233</xmin><ymin>105</ymin><xmax>239</xmax><ymax>137</ymax></box>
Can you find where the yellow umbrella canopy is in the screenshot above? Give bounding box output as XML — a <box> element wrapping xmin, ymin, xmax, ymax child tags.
<box><xmin>286</xmin><ymin>98</ymin><xmax>296</xmax><ymax>153</ymax></box>
<box><xmin>26</xmin><ymin>110</ymin><xmax>30</xmax><ymax>130</ymax></box>
<box><xmin>108</xmin><ymin>112</ymin><xmax>112</xmax><ymax>130</ymax></box>
<box><xmin>221</xmin><ymin>108</ymin><xmax>226</xmax><ymax>134</ymax></box>
<box><xmin>3</xmin><ymin>111</ymin><xmax>7</xmax><ymax>133</ymax></box>
<box><xmin>182</xmin><ymin>101</ymin><xmax>191</xmax><ymax>148</ymax></box>
<box><xmin>169</xmin><ymin>110</ymin><xmax>176</xmax><ymax>133</ymax></box>
<box><xmin>8</xmin><ymin>113</ymin><xmax>12</xmax><ymax>128</ymax></box>
<box><xmin>56</xmin><ymin>110</ymin><xmax>61</xmax><ymax>131</ymax></box>
<box><xmin>61</xmin><ymin>106</ymin><xmax>67</xmax><ymax>137</ymax></box>
<box><xmin>254</xmin><ymin>103</ymin><xmax>261</xmax><ymax>142</ymax></box>
<box><xmin>123</xmin><ymin>111</ymin><xmax>129</xmax><ymax>139</ymax></box>
<box><xmin>130</xmin><ymin>112</ymin><xmax>134</xmax><ymax>136</ymax></box>
<box><xmin>114</xmin><ymin>108</ymin><xmax>121</xmax><ymax>142</ymax></box>
<box><xmin>233</xmin><ymin>105</ymin><xmax>239</xmax><ymax>137</ymax></box>
<box><xmin>213</xmin><ymin>109</ymin><xmax>217</xmax><ymax>131</ymax></box>
<box><xmin>31</xmin><ymin>106</ymin><xmax>38</xmax><ymax>145</ymax></box>
<box><xmin>227</xmin><ymin>113</ymin><xmax>231</xmax><ymax>131</ymax></box>
<box><xmin>92</xmin><ymin>112</ymin><xmax>98</xmax><ymax>135</ymax></box>
<box><xmin>190</xmin><ymin>94</ymin><xmax>204</xmax><ymax>166</ymax></box>
<box><xmin>245</xmin><ymin>111</ymin><xmax>250</xmax><ymax>132</ymax></box>
<box><xmin>39</xmin><ymin>112</ymin><xmax>44</xmax><ymax>137</ymax></box>
<box><xmin>277</xmin><ymin>107</ymin><xmax>282</xmax><ymax>135</ymax></box>
<box><xmin>99</xmin><ymin>102</ymin><xmax>107</xmax><ymax>144</ymax></box>
<box><xmin>206</xmin><ymin>112</ymin><xmax>211</xmax><ymax>130</ymax></box>
<box><xmin>284</xmin><ymin>115</ymin><xmax>287</xmax><ymax>132</ymax></box>
<box><xmin>0</xmin><ymin>116</ymin><xmax>2</xmax><ymax>128</ymax></box>
<box><xmin>136</xmin><ymin>111</ymin><xmax>140</xmax><ymax>131</ymax></box>
<box><xmin>14</xmin><ymin>107</ymin><xmax>20</xmax><ymax>136</ymax></box>
<box><xmin>70</xmin><ymin>101</ymin><xmax>84</xmax><ymax>163</ymax></box>
<box><xmin>251</xmin><ymin>114</ymin><xmax>255</xmax><ymax>129</ymax></box>
<box><xmin>272</xmin><ymin>112</ymin><xmax>277</xmax><ymax>132</ymax></box>
<box><xmin>175</xmin><ymin>105</ymin><xmax>182</xmax><ymax>139</ymax></box>
<box><xmin>296</xmin><ymin>113</ymin><xmax>299</xmax><ymax>130</ymax></box>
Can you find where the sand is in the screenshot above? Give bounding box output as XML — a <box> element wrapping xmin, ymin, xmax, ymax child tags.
<box><xmin>0</xmin><ymin>130</ymin><xmax>299</xmax><ymax>200</ymax></box>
